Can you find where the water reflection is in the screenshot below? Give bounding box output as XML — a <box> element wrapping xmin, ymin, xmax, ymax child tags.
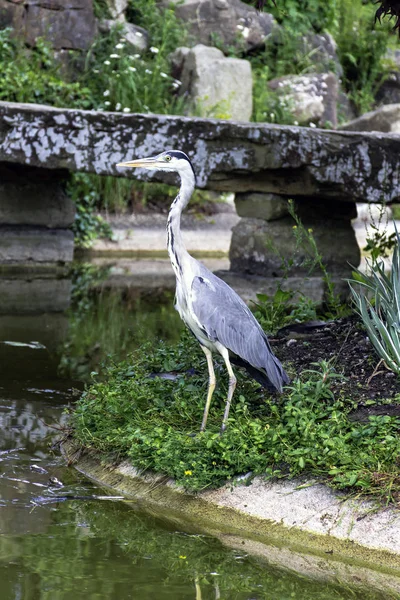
<box><xmin>0</xmin><ymin>266</ymin><xmax>398</xmax><ymax>599</ymax></box>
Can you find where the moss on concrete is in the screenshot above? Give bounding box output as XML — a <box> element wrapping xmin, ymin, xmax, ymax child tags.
<box><xmin>63</xmin><ymin>440</ymin><xmax>400</xmax><ymax>596</ymax></box>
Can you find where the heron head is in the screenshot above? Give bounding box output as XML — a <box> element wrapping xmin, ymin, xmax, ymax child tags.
<box><xmin>117</xmin><ymin>150</ymin><xmax>195</xmax><ymax>179</ymax></box>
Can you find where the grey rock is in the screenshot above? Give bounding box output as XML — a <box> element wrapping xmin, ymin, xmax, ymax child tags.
<box><xmin>229</xmin><ymin>211</ymin><xmax>360</xmax><ymax>278</ymax></box>
<box><xmin>268</xmin><ymin>72</ymin><xmax>338</xmax><ymax>127</ymax></box>
<box><xmin>0</xmin><ymin>228</ymin><xmax>74</xmax><ymax>265</ymax></box>
<box><xmin>177</xmin><ymin>44</ymin><xmax>253</xmax><ymax>121</ymax></box>
<box><xmin>161</xmin><ymin>0</ymin><xmax>276</xmax><ymax>53</ymax></box>
<box><xmin>235</xmin><ymin>192</ymin><xmax>289</xmax><ymax>220</ymax></box>
<box><xmin>0</xmin><ymin>0</ymin><xmax>24</xmax><ymax>29</ymax></box>
<box><xmin>385</xmin><ymin>48</ymin><xmax>400</xmax><ymax>69</ymax></box>
<box><xmin>0</xmin><ymin>165</ymin><xmax>74</xmax><ymax>227</ymax></box>
<box><xmin>0</xmin><ymin>279</ymin><xmax>71</xmax><ymax>314</ymax></box>
<box><xmin>105</xmin><ymin>0</ymin><xmax>127</xmax><ymax>20</ymax></box>
<box><xmin>99</xmin><ymin>19</ymin><xmax>148</xmax><ymax>51</ymax></box>
<box><xmin>1</xmin><ymin>102</ymin><xmax>400</xmax><ymax>204</ymax></box>
<box><xmin>299</xmin><ymin>32</ymin><xmax>343</xmax><ymax>77</ymax></box>
<box><xmin>376</xmin><ymin>72</ymin><xmax>400</xmax><ymax>107</ymax></box>
<box><xmin>216</xmin><ymin>271</ymin><xmax>350</xmax><ymax>305</ymax></box>
<box><xmin>0</xmin><ymin>0</ymin><xmax>97</xmax><ymax>50</ymax></box>
<box><xmin>339</xmin><ymin>104</ymin><xmax>400</xmax><ymax>133</ymax></box>
<box><xmin>337</xmin><ymin>90</ymin><xmax>357</xmax><ymax>125</ymax></box>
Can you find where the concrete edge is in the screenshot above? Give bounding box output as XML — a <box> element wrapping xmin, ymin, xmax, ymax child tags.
<box><xmin>62</xmin><ymin>440</ymin><xmax>400</xmax><ymax>595</ymax></box>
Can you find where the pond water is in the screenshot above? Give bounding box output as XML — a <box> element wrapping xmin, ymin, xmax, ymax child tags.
<box><xmin>0</xmin><ymin>264</ymin><xmax>397</xmax><ymax>600</ymax></box>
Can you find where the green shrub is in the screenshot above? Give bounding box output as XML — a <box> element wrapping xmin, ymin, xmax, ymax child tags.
<box><xmin>260</xmin><ymin>0</ymin><xmax>337</xmax><ymax>33</ymax></box>
<box><xmin>0</xmin><ymin>29</ymin><xmax>93</xmax><ymax>108</ymax></box>
<box><xmin>68</xmin><ymin>173</ymin><xmax>112</xmax><ymax>248</ymax></box>
<box><xmin>72</xmin><ymin>331</ymin><xmax>400</xmax><ymax>501</ymax></box>
<box><xmin>335</xmin><ymin>0</ymin><xmax>391</xmax><ymax>114</ymax></box>
<box><xmin>349</xmin><ymin>227</ymin><xmax>400</xmax><ymax>376</ymax></box>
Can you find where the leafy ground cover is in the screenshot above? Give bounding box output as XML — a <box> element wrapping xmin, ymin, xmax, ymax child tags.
<box><xmin>71</xmin><ymin>312</ymin><xmax>400</xmax><ymax>503</ymax></box>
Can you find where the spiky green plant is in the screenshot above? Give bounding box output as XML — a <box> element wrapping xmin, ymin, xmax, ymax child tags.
<box><xmin>349</xmin><ymin>226</ymin><xmax>400</xmax><ymax>375</ymax></box>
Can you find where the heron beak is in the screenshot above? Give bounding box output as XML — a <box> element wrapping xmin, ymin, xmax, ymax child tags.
<box><xmin>116</xmin><ymin>156</ymin><xmax>160</xmax><ymax>169</ymax></box>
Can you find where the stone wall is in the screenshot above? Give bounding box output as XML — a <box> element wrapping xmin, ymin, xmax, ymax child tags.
<box><xmin>0</xmin><ymin>102</ymin><xmax>398</xmax><ymax>283</ymax></box>
<box><xmin>0</xmin><ymin>102</ymin><xmax>399</xmax><ymax>203</ymax></box>
<box><xmin>0</xmin><ymin>163</ymin><xmax>74</xmax><ymax>266</ymax></box>
<box><xmin>0</xmin><ymin>0</ymin><xmax>96</xmax><ymax>50</ymax></box>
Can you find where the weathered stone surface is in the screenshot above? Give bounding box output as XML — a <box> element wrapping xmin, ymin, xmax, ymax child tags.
<box><xmin>376</xmin><ymin>50</ymin><xmax>400</xmax><ymax>106</ymax></box>
<box><xmin>105</xmin><ymin>0</ymin><xmax>127</xmax><ymax>20</ymax></box>
<box><xmin>229</xmin><ymin>212</ymin><xmax>360</xmax><ymax>277</ymax></box>
<box><xmin>0</xmin><ymin>0</ymin><xmax>24</xmax><ymax>29</ymax></box>
<box><xmin>0</xmin><ymin>277</ymin><xmax>71</xmax><ymax>314</ymax></box>
<box><xmin>0</xmin><ymin>102</ymin><xmax>400</xmax><ymax>204</ymax></box>
<box><xmin>0</xmin><ymin>164</ymin><xmax>74</xmax><ymax>227</ymax></box>
<box><xmin>176</xmin><ymin>44</ymin><xmax>252</xmax><ymax>120</ymax></box>
<box><xmin>268</xmin><ymin>72</ymin><xmax>338</xmax><ymax>128</ymax></box>
<box><xmin>0</xmin><ymin>228</ymin><xmax>74</xmax><ymax>264</ymax></box>
<box><xmin>0</xmin><ymin>0</ymin><xmax>97</xmax><ymax>50</ymax></box>
<box><xmin>217</xmin><ymin>271</ymin><xmax>350</xmax><ymax>305</ymax></box>
<box><xmin>340</xmin><ymin>104</ymin><xmax>400</xmax><ymax>134</ymax></box>
<box><xmin>337</xmin><ymin>90</ymin><xmax>357</xmax><ymax>124</ymax></box>
<box><xmin>376</xmin><ymin>72</ymin><xmax>400</xmax><ymax>106</ymax></box>
<box><xmin>161</xmin><ymin>0</ymin><xmax>276</xmax><ymax>53</ymax></box>
<box><xmin>235</xmin><ymin>192</ymin><xmax>289</xmax><ymax>220</ymax></box>
<box><xmin>98</xmin><ymin>19</ymin><xmax>148</xmax><ymax>51</ymax></box>
<box><xmin>299</xmin><ymin>32</ymin><xmax>342</xmax><ymax>77</ymax></box>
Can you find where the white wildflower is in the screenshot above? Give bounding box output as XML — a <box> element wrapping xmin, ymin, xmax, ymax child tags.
<box><xmin>309</xmin><ymin>122</ymin><xmax>317</xmax><ymax>128</ymax></box>
<box><xmin>103</xmin><ymin>90</ymin><xmax>110</xmax><ymax>97</ymax></box>
<box><xmin>110</xmin><ymin>54</ymin><xmax>120</xmax><ymax>59</ymax></box>
<box><xmin>135</xmin><ymin>31</ymin><xmax>143</xmax><ymax>38</ymax></box>
<box><xmin>160</xmin><ymin>72</ymin><xmax>168</xmax><ymax>78</ymax></box>
<box><xmin>104</xmin><ymin>60</ymin><xmax>111</xmax><ymax>65</ymax></box>
<box><xmin>93</xmin><ymin>69</ymin><xmax>99</xmax><ymax>73</ymax></box>
<box><xmin>115</xmin><ymin>43</ymin><xmax>124</xmax><ymax>49</ymax></box>
<box><xmin>236</xmin><ymin>24</ymin><xmax>244</xmax><ymax>30</ymax></box>
<box><xmin>129</xmin><ymin>66</ymin><xmax>137</xmax><ymax>72</ymax></box>
<box><xmin>104</xmin><ymin>101</ymin><xmax>111</xmax><ymax>107</ymax></box>
<box><xmin>145</xmin><ymin>69</ymin><xmax>152</xmax><ymax>74</ymax></box>
<box><xmin>115</xmin><ymin>103</ymin><xmax>121</xmax><ymax>111</ymax></box>
<box><xmin>150</xmin><ymin>46</ymin><xmax>159</xmax><ymax>53</ymax></box>
<box><xmin>123</xmin><ymin>107</ymin><xmax>130</xmax><ymax>113</ymax></box>
<box><xmin>293</xmin><ymin>120</ymin><xmax>299</xmax><ymax>126</ymax></box>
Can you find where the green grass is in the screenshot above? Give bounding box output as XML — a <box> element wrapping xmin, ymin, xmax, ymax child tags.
<box><xmin>71</xmin><ymin>330</ymin><xmax>400</xmax><ymax>501</ymax></box>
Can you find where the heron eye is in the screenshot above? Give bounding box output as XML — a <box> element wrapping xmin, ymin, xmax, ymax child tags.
<box><xmin>165</xmin><ymin>155</ymin><xmax>171</xmax><ymax>162</ymax></box>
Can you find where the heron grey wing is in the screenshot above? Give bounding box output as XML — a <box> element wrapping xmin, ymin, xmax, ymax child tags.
<box><xmin>191</xmin><ymin>273</ymin><xmax>287</xmax><ymax>390</ymax></box>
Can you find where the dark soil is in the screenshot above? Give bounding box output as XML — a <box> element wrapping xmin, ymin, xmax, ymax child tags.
<box><xmin>270</xmin><ymin>315</ymin><xmax>400</xmax><ymax>419</ymax></box>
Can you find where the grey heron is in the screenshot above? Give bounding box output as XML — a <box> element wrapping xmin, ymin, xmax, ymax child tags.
<box><xmin>117</xmin><ymin>150</ymin><xmax>289</xmax><ymax>432</ymax></box>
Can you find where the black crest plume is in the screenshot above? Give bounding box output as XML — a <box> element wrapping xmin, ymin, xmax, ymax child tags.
<box><xmin>375</xmin><ymin>0</ymin><xmax>400</xmax><ymax>35</ymax></box>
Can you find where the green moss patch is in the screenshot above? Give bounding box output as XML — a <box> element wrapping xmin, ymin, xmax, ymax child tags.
<box><xmin>71</xmin><ymin>331</ymin><xmax>400</xmax><ymax>501</ymax></box>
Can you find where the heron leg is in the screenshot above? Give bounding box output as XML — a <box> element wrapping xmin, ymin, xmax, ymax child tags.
<box><xmin>200</xmin><ymin>345</ymin><xmax>216</xmax><ymax>432</ymax></box>
<box><xmin>217</xmin><ymin>345</ymin><xmax>237</xmax><ymax>433</ymax></box>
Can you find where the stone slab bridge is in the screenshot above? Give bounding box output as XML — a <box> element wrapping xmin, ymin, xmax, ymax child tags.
<box><xmin>0</xmin><ymin>101</ymin><xmax>399</xmax><ymax>294</ymax></box>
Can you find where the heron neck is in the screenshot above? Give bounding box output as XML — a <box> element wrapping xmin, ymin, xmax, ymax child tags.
<box><xmin>166</xmin><ymin>172</ymin><xmax>194</xmax><ymax>278</ymax></box>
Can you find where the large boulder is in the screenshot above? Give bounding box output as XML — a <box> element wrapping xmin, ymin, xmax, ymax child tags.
<box><xmin>268</xmin><ymin>72</ymin><xmax>338</xmax><ymax>128</ymax></box>
<box><xmin>0</xmin><ymin>0</ymin><xmax>97</xmax><ymax>50</ymax></box>
<box><xmin>161</xmin><ymin>0</ymin><xmax>276</xmax><ymax>53</ymax></box>
<box><xmin>173</xmin><ymin>44</ymin><xmax>253</xmax><ymax>121</ymax></box>
<box><xmin>339</xmin><ymin>104</ymin><xmax>400</xmax><ymax>133</ymax></box>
